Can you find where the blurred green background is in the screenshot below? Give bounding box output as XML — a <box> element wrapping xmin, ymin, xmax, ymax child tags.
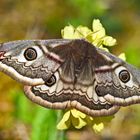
<box><xmin>0</xmin><ymin>0</ymin><xmax>140</xmax><ymax>140</ymax></box>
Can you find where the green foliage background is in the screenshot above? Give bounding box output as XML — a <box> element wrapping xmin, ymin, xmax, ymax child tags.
<box><xmin>0</xmin><ymin>0</ymin><xmax>140</xmax><ymax>140</ymax></box>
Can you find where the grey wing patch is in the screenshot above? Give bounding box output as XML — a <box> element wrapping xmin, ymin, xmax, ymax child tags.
<box><xmin>0</xmin><ymin>40</ymin><xmax>64</xmax><ymax>85</ymax></box>
<box><xmin>94</xmin><ymin>64</ymin><xmax>140</xmax><ymax>106</ymax></box>
<box><xmin>97</xmin><ymin>84</ymin><xmax>140</xmax><ymax>106</ymax></box>
<box><xmin>24</xmin><ymin>71</ymin><xmax>120</xmax><ymax>117</ymax></box>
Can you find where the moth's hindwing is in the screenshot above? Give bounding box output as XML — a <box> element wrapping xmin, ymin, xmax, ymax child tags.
<box><xmin>24</xmin><ymin>70</ymin><xmax>120</xmax><ymax>117</ymax></box>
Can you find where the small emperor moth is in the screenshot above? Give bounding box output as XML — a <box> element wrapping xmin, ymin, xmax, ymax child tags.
<box><xmin>0</xmin><ymin>39</ymin><xmax>140</xmax><ymax>117</ymax></box>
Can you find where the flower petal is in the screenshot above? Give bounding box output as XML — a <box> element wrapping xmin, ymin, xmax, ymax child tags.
<box><xmin>75</xmin><ymin>26</ymin><xmax>92</xmax><ymax>38</ymax></box>
<box><xmin>74</xmin><ymin>118</ymin><xmax>87</xmax><ymax>129</ymax></box>
<box><xmin>71</xmin><ymin>109</ymin><xmax>86</xmax><ymax>119</ymax></box>
<box><xmin>92</xmin><ymin>19</ymin><xmax>104</xmax><ymax>32</ymax></box>
<box><xmin>103</xmin><ymin>36</ymin><xmax>117</xmax><ymax>46</ymax></box>
<box><xmin>61</xmin><ymin>25</ymin><xmax>75</xmax><ymax>39</ymax></box>
<box><xmin>118</xmin><ymin>53</ymin><xmax>126</xmax><ymax>61</ymax></box>
<box><xmin>57</xmin><ymin>111</ymin><xmax>71</xmax><ymax>130</ymax></box>
<box><xmin>93</xmin><ymin>123</ymin><xmax>104</xmax><ymax>133</ymax></box>
<box><xmin>99</xmin><ymin>45</ymin><xmax>109</xmax><ymax>52</ymax></box>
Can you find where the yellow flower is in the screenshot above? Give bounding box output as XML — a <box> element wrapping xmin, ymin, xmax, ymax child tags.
<box><xmin>57</xmin><ymin>109</ymin><xmax>86</xmax><ymax>130</ymax></box>
<box><xmin>61</xmin><ymin>19</ymin><xmax>117</xmax><ymax>48</ymax></box>
<box><xmin>58</xmin><ymin>19</ymin><xmax>122</xmax><ymax>133</ymax></box>
<box><xmin>57</xmin><ymin>109</ymin><xmax>114</xmax><ymax>132</ymax></box>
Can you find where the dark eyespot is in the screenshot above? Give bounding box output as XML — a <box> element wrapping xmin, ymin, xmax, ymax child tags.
<box><xmin>119</xmin><ymin>70</ymin><xmax>130</xmax><ymax>83</ymax></box>
<box><xmin>45</xmin><ymin>75</ymin><xmax>56</xmax><ymax>87</ymax></box>
<box><xmin>24</xmin><ymin>48</ymin><xmax>37</xmax><ymax>61</ymax></box>
<box><xmin>95</xmin><ymin>85</ymin><xmax>102</xmax><ymax>96</ymax></box>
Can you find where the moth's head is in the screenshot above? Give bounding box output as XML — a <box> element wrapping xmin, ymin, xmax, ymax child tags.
<box><xmin>0</xmin><ymin>39</ymin><xmax>71</xmax><ymax>85</ymax></box>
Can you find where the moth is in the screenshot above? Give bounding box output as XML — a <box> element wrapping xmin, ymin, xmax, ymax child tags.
<box><xmin>0</xmin><ymin>39</ymin><xmax>140</xmax><ymax>117</ymax></box>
